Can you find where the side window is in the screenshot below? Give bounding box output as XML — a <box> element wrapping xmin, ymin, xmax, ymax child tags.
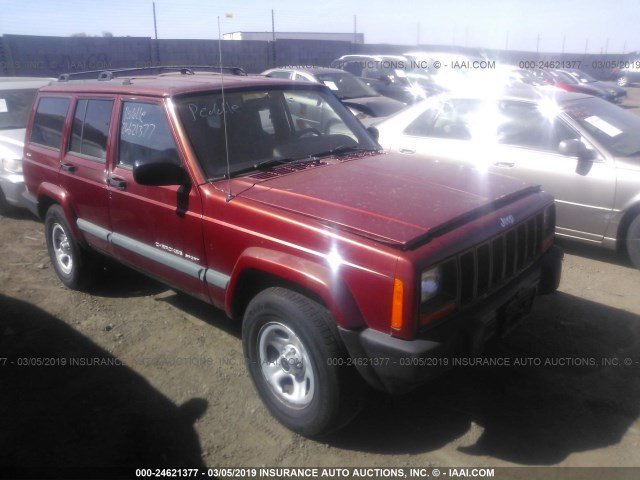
<box><xmin>118</xmin><ymin>101</ymin><xmax>180</xmax><ymax>168</ymax></box>
<box><xmin>497</xmin><ymin>101</ymin><xmax>580</xmax><ymax>152</ymax></box>
<box><xmin>29</xmin><ymin>97</ymin><xmax>70</xmax><ymax>149</ymax></box>
<box><xmin>404</xmin><ymin>108</ymin><xmax>439</xmax><ymax>136</ymax></box>
<box><xmin>293</xmin><ymin>73</ymin><xmax>311</xmax><ymax>82</ymax></box>
<box><xmin>405</xmin><ymin>100</ymin><xmax>479</xmax><ymax>140</ymax></box>
<box><xmin>267</xmin><ymin>71</ymin><xmax>292</xmax><ymax>79</ymax></box>
<box><xmin>70</xmin><ymin>99</ymin><xmax>113</xmax><ymax>160</ymax></box>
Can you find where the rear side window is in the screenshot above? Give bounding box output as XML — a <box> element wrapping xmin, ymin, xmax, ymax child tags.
<box><xmin>70</xmin><ymin>99</ymin><xmax>114</xmax><ymax>160</ymax></box>
<box><xmin>29</xmin><ymin>97</ymin><xmax>70</xmax><ymax>150</ymax></box>
<box><xmin>118</xmin><ymin>101</ymin><xmax>180</xmax><ymax>168</ymax></box>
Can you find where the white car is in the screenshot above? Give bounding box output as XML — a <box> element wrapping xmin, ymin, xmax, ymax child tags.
<box><xmin>0</xmin><ymin>77</ymin><xmax>54</xmax><ymax>214</ymax></box>
<box><xmin>372</xmin><ymin>87</ymin><xmax>640</xmax><ymax>268</ymax></box>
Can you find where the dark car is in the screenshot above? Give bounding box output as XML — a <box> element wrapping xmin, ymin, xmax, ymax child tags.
<box><xmin>329</xmin><ymin>54</ymin><xmax>433</xmax><ymax>104</ymax></box>
<box><xmin>23</xmin><ymin>66</ymin><xmax>562</xmax><ymax>437</ymax></box>
<box><xmin>561</xmin><ymin>68</ymin><xmax>627</xmax><ymax>103</ymax></box>
<box><xmin>261</xmin><ymin>66</ymin><xmax>405</xmax><ymax>120</ymax></box>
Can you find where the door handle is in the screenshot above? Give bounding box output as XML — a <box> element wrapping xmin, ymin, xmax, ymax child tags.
<box><xmin>60</xmin><ymin>163</ymin><xmax>76</xmax><ymax>173</ymax></box>
<box><xmin>108</xmin><ymin>177</ymin><xmax>127</xmax><ymax>190</ymax></box>
<box><xmin>399</xmin><ymin>148</ymin><xmax>416</xmax><ymax>154</ymax></box>
<box><xmin>493</xmin><ymin>162</ymin><xmax>515</xmax><ymax>168</ymax></box>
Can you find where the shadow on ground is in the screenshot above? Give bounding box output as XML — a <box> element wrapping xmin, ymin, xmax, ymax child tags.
<box><xmin>0</xmin><ymin>293</ymin><xmax>207</xmax><ymax>476</ymax></box>
<box><xmin>329</xmin><ymin>292</ymin><xmax>640</xmax><ymax>465</ymax></box>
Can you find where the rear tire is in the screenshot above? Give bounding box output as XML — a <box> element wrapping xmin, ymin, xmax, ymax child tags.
<box><xmin>242</xmin><ymin>287</ymin><xmax>363</xmax><ymax>437</ymax></box>
<box><xmin>627</xmin><ymin>214</ymin><xmax>640</xmax><ymax>269</ymax></box>
<box><xmin>44</xmin><ymin>205</ymin><xmax>94</xmax><ymax>289</ymax></box>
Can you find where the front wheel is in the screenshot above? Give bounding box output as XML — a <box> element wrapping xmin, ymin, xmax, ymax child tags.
<box><xmin>44</xmin><ymin>205</ymin><xmax>94</xmax><ymax>289</ymax></box>
<box><xmin>242</xmin><ymin>287</ymin><xmax>363</xmax><ymax>437</ymax></box>
<box><xmin>627</xmin><ymin>214</ymin><xmax>640</xmax><ymax>269</ymax></box>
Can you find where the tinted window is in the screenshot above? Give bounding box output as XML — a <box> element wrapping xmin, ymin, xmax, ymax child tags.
<box><xmin>30</xmin><ymin>97</ymin><xmax>70</xmax><ymax>149</ymax></box>
<box><xmin>266</xmin><ymin>71</ymin><xmax>292</xmax><ymax>79</ymax></box>
<box><xmin>118</xmin><ymin>102</ymin><xmax>180</xmax><ymax>168</ymax></box>
<box><xmin>70</xmin><ymin>99</ymin><xmax>113</xmax><ymax>160</ymax></box>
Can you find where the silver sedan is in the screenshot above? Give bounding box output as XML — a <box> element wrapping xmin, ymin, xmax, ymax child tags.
<box><xmin>373</xmin><ymin>87</ymin><xmax>640</xmax><ymax>268</ymax></box>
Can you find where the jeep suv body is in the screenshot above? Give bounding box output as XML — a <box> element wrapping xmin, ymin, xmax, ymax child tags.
<box><xmin>22</xmin><ymin>68</ymin><xmax>562</xmax><ymax>437</ymax></box>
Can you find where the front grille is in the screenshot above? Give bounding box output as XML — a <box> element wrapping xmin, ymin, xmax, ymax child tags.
<box><xmin>447</xmin><ymin>212</ymin><xmax>545</xmax><ymax>306</ymax></box>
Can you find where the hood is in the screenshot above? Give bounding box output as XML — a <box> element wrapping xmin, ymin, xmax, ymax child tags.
<box><xmin>235</xmin><ymin>154</ymin><xmax>537</xmax><ymax>249</ymax></box>
<box><xmin>0</xmin><ymin>128</ymin><xmax>27</xmax><ymax>158</ymax></box>
<box><xmin>341</xmin><ymin>96</ymin><xmax>405</xmax><ymax>117</ymax></box>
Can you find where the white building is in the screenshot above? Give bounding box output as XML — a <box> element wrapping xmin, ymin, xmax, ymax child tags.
<box><xmin>223</xmin><ymin>31</ymin><xmax>364</xmax><ymax>44</ymax></box>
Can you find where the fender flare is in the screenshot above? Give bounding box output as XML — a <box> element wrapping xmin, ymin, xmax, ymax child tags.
<box><xmin>225</xmin><ymin>246</ymin><xmax>365</xmax><ymax>329</ymax></box>
<box><xmin>36</xmin><ymin>182</ymin><xmax>83</xmax><ymax>243</ymax></box>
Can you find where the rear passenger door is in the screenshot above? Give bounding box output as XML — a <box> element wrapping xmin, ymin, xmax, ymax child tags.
<box><xmin>107</xmin><ymin>98</ymin><xmax>209</xmax><ymax>302</ymax></box>
<box><xmin>59</xmin><ymin>97</ymin><xmax>114</xmax><ymax>254</ymax></box>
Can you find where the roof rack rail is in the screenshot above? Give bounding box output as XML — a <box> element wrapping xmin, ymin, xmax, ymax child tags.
<box><xmin>57</xmin><ymin>65</ymin><xmax>247</xmax><ymax>82</ymax></box>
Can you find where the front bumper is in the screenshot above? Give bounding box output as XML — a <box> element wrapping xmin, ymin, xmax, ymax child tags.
<box><xmin>339</xmin><ymin>244</ymin><xmax>563</xmax><ymax>393</ymax></box>
<box><xmin>0</xmin><ymin>173</ymin><xmax>26</xmax><ymax>208</ymax></box>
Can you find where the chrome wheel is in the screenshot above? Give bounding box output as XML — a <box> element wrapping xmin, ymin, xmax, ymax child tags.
<box><xmin>257</xmin><ymin>322</ymin><xmax>315</xmax><ymax>408</ymax></box>
<box><xmin>51</xmin><ymin>222</ymin><xmax>73</xmax><ymax>275</ymax></box>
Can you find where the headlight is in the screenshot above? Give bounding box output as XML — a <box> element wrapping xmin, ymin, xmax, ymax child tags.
<box><xmin>1</xmin><ymin>157</ymin><xmax>23</xmax><ymax>174</ymax></box>
<box><xmin>420</xmin><ymin>266</ymin><xmax>441</xmax><ymax>303</ymax></box>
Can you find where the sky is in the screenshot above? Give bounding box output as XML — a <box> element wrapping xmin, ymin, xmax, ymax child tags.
<box><xmin>0</xmin><ymin>0</ymin><xmax>638</xmax><ymax>54</ymax></box>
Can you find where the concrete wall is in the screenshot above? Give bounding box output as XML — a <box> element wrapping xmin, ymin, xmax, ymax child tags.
<box><xmin>0</xmin><ymin>34</ymin><xmax>631</xmax><ymax>79</ymax></box>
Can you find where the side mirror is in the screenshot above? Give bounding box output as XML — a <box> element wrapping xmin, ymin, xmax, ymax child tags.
<box><xmin>133</xmin><ymin>157</ymin><xmax>191</xmax><ymax>186</ymax></box>
<box><xmin>559</xmin><ymin>139</ymin><xmax>593</xmax><ymax>161</ymax></box>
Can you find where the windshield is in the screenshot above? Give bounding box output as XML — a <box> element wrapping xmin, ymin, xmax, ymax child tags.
<box><xmin>564</xmin><ymin>96</ymin><xmax>640</xmax><ymax>157</ymax></box>
<box><xmin>0</xmin><ymin>88</ymin><xmax>39</xmax><ymax>130</ymax></box>
<box><xmin>176</xmin><ymin>86</ymin><xmax>379</xmax><ymax>179</ymax></box>
<box><xmin>569</xmin><ymin>70</ymin><xmax>597</xmax><ymax>83</ymax></box>
<box><xmin>314</xmin><ymin>72</ymin><xmax>378</xmax><ymax>99</ymax></box>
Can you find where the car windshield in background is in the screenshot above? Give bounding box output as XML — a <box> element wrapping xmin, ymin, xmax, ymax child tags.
<box><xmin>569</xmin><ymin>70</ymin><xmax>598</xmax><ymax>83</ymax></box>
<box><xmin>563</xmin><ymin>96</ymin><xmax>640</xmax><ymax>158</ymax></box>
<box><xmin>314</xmin><ymin>72</ymin><xmax>378</xmax><ymax>99</ymax></box>
<box><xmin>0</xmin><ymin>88</ymin><xmax>39</xmax><ymax>130</ymax></box>
<box><xmin>176</xmin><ymin>87</ymin><xmax>378</xmax><ymax>179</ymax></box>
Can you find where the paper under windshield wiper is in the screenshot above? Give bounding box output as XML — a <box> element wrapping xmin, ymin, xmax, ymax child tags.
<box><xmin>311</xmin><ymin>145</ymin><xmax>374</xmax><ymax>159</ymax></box>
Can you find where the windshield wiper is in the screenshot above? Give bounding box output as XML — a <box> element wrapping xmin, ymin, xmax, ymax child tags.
<box><xmin>310</xmin><ymin>145</ymin><xmax>377</xmax><ymax>159</ymax></box>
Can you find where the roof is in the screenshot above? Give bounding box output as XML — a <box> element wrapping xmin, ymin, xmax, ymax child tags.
<box><xmin>37</xmin><ymin>72</ymin><xmax>303</xmax><ymax>97</ymax></box>
<box><xmin>264</xmin><ymin>67</ymin><xmax>350</xmax><ymax>76</ymax></box>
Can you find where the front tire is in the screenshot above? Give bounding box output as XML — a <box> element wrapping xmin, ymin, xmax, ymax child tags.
<box><xmin>627</xmin><ymin>214</ymin><xmax>640</xmax><ymax>269</ymax></box>
<box><xmin>242</xmin><ymin>287</ymin><xmax>363</xmax><ymax>437</ymax></box>
<box><xmin>44</xmin><ymin>205</ymin><xmax>94</xmax><ymax>289</ymax></box>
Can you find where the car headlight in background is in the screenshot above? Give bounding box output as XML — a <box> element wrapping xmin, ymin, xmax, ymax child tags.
<box><xmin>1</xmin><ymin>157</ymin><xmax>23</xmax><ymax>174</ymax></box>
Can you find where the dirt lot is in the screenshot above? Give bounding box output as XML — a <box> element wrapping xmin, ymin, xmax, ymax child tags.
<box><xmin>2</xmin><ymin>89</ymin><xmax>640</xmax><ymax>478</ymax></box>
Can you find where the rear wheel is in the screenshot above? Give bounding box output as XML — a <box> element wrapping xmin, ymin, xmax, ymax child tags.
<box><xmin>242</xmin><ymin>287</ymin><xmax>363</xmax><ymax>437</ymax></box>
<box><xmin>627</xmin><ymin>214</ymin><xmax>640</xmax><ymax>269</ymax></box>
<box><xmin>44</xmin><ymin>205</ymin><xmax>94</xmax><ymax>289</ymax></box>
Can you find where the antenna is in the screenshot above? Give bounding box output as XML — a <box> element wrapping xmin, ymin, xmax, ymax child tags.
<box><xmin>218</xmin><ymin>15</ymin><xmax>234</xmax><ymax>202</ymax></box>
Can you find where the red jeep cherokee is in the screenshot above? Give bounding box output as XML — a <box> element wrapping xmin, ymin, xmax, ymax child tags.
<box><xmin>22</xmin><ymin>68</ymin><xmax>562</xmax><ymax>437</ymax></box>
